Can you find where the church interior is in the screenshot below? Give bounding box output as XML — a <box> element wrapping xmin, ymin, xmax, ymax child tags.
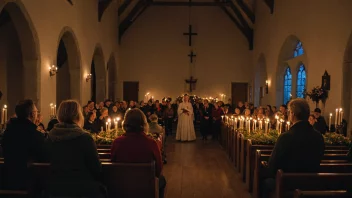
<box><xmin>1</xmin><ymin>0</ymin><xmax>352</xmax><ymax>197</ymax></box>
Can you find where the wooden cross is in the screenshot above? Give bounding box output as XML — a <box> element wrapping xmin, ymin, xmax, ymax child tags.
<box><xmin>185</xmin><ymin>76</ymin><xmax>197</xmax><ymax>93</ymax></box>
<box><xmin>183</xmin><ymin>25</ymin><xmax>198</xmax><ymax>46</ymax></box>
<box><xmin>188</xmin><ymin>50</ymin><xmax>196</xmax><ymax>63</ymax></box>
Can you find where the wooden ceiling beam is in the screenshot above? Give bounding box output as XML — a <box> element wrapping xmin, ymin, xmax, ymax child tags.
<box><xmin>119</xmin><ymin>0</ymin><xmax>151</xmax><ymax>41</ymax></box>
<box><xmin>151</xmin><ymin>1</ymin><xmax>229</xmax><ymax>6</ymax></box>
<box><xmin>234</xmin><ymin>0</ymin><xmax>255</xmax><ymax>23</ymax></box>
<box><xmin>118</xmin><ymin>0</ymin><xmax>132</xmax><ymax>16</ymax></box>
<box><xmin>98</xmin><ymin>0</ymin><xmax>113</xmax><ymax>22</ymax></box>
<box><xmin>263</xmin><ymin>0</ymin><xmax>274</xmax><ymax>14</ymax></box>
<box><xmin>223</xmin><ymin>1</ymin><xmax>253</xmax><ymax>50</ymax></box>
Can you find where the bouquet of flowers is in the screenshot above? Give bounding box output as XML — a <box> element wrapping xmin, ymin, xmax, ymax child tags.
<box><xmin>303</xmin><ymin>86</ymin><xmax>328</xmax><ymax>103</ymax></box>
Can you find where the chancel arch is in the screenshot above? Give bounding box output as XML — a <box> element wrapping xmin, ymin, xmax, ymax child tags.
<box><xmin>0</xmin><ymin>1</ymin><xmax>40</xmax><ymax>115</ymax></box>
<box><xmin>107</xmin><ymin>54</ymin><xmax>117</xmax><ymax>101</ymax></box>
<box><xmin>254</xmin><ymin>53</ymin><xmax>268</xmax><ymax>107</ymax></box>
<box><xmin>342</xmin><ymin>31</ymin><xmax>352</xmax><ymax>135</ymax></box>
<box><xmin>91</xmin><ymin>44</ymin><xmax>106</xmax><ymax>103</ymax></box>
<box><xmin>276</xmin><ymin>35</ymin><xmax>307</xmax><ymax>105</ymax></box>
<box><xmin>56</xmin><ymin>27</ymin><xmax>81</xmax><ymax>105</ymax></box>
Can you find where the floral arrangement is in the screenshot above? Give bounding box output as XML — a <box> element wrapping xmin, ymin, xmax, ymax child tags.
<box><xmin>303</xmin><ymin>86</ymin><xmax>328</xmax><ymax>103</ymax></box>
<box><xmin>162</xmin><ymin>97</ymin><xmax>172</xmax><ymax>102</ymax></box>
<box><xmin>237</xmin><ymin>129</ymin><xmax>350</xmax><ymax>146</ymax></box>
<box><xmin>176</xmin><ymin>95</ymin><xmax>202</xmax><ymax>103</ymax></box>
<box><xmin>90</xmin><ymin>129</ymin><xmax>161</xmax><ymax>145</ymax></box>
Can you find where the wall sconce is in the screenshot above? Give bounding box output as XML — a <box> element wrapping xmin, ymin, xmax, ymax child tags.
<box><xmin>49</xmin><ymin>65</ymin><xmax>58</xmax><ymax>76</ymax></box>
<box><xmin>265</xmin><ymin>80</ymin><xmax>269</xmax><ymax>94</ymax></box>
<box><xmin>86</xmin><ymin>74</ymin><xmax>92</xmax><ymax>82</ymax></box>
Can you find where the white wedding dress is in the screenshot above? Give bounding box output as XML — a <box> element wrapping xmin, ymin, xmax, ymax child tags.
<box><xmin>176</xmin><ymin>102</ymin><xmax>196</xmax><ymax>141</ymax></box>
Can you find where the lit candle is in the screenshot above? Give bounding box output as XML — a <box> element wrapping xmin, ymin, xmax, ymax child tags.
<box><xmin>54</xmin><ymin>105</ymin><xmax>56</xmax><ymax>116</ymax></box>
<box><xmin>340</xmin><ymin>109</ymin><xmax>343</xmax><ymax>124</ymax></box>
<box><xmin>117</xmin><ymin>117</ymin><xmax>121</xmax><ymax>129</ymax></box>
<box><xmin>248</xmin><ymin>118</ymin><xmax>251</xmax><ymax>133</ymax></box>
<box><xmin>254</xmin><ymin>120</ymin><xmax>257</xmax><ymax>131</ymax></box>
<box><xmin>221</xmin><ymin>115</ymin><xmax>224</xmax><ymax>122</ymax></box>
<box><xmin>106</xmin><ymin>122</ymin><xmax>108</xmax><ymax>132</ymax></box>
<box><xmin>329</xmin><ymin>113</ymin><xmax>332</xmax><ymax>131</ymax></box>
<box><xmin>287</xmin><ymin>121</ymin><xmax>290</xmax><ymax>131</ymax></box>
<box><xmin>1</xmin><ymin>105</ymin><xmax>7</xmax><ymax>125</ymax></box>
<box><xmin>3</xmin><ymin>105</ymin><xmax>7</xmax><ymax>124</ymax></box>
<box><xmin>108</xmin><ymin>118</ymin><xmax>111</xmax><ymax>131</ymax></box>
<box><xmin>335</xmin><ymin>109</ymin><xmax>338</xmax><ymax>126</ymax></box>
<box><xmin>114</xmin><ymin>119</ymin><xmax>118</xmax><ymax>130</ymax></box>
<box><xmin>275</xmin><ymin>115</ymin><xmax>279</xmax><ymax>131</ymax></box>
<box><xmin>234</xmin><ymin>118</ymin><xmax>237</xmax><ymax>129</ymax></box>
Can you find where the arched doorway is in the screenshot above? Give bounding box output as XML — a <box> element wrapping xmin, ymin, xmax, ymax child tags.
<box><xmin>107</xmin><ymin>54</ymin><xmax>117</xmax><ymax>101</ymax></box>
<box><xmin>0</xmin><ymin>2</ymin><xmax>40</xmax><ymax>115</ymax></box>
<box><xmin>56</xmin><ymin>28</ymin><xmax>81</xmax><ymax>105</ymax></box>
<box><xmin>254</xmin><ymin>54</ymin><xmax>267</xmax><ymax>107</ymax></box>
<box><xmin>91</xmin><ymin>45</ymin><xmax>106</xmax><ymax>103</ymax></box>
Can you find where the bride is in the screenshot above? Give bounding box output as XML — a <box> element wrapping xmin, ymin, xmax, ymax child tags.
<box><xmin>176</xmin><ymin>95</ymin><xmax>196</xmax><ymax>141</ymax></box>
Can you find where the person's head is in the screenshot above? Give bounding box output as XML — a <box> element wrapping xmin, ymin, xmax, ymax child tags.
<box><xmin>258</xmin><ymin>108</ymin><xmax>264</xmax><ymax>114</ymax></box>
<box><xmin>280</xmin><ymin>105</ymin><xmax>287</xmax><ymax>113</ymax></box>
<box><xmin>308</xmin><ymin>114</ymin><xmax>316</xmax><ymax>126</ymax></box>
<box><xmin>266</xmin><ymin>105</ymin><xmax>272</xmax><ymax>112</ymax></box>
<box><xmin>123</xmin><ymin>108</ymin><xmax>148</xmax><ymax>133</ymax></box>
<box><xmin>244</xmin><ymin>102</ymin><xmax>249</xmax><ymax>108</ymax></box>
<box><xmin>228</xmin><ymin>98</ymin><xmax>232</xmax><ymax>104</ymax></box>
<box><xmin>15</xmin><ymin>99</ymin><xmax>38</xmax><ymax>123</ymax></box>
<box><xmin>112</xmin><ymin>105</ymin><xmax>118</xmax><ymax>112</ymax></box>
<box><xmin>129</xmin><ymin>100</ymin><xmax>135</xmax><ymax>107</ymax></box>
<box><xmin>140</xmin><ymin>101</ymin><xmax>145</xmax><ymax>107</ymax></box>
<box><xmin>122</xmin><ymin>101</ymin><xmax>127</xmax><ymax>108</ymax></box>
<box><xmin>57</xmin><ymin>100</ymin><xmax>84</xmax><ymax>127</ymax></box>
<box><xmin>37</xmin><ymin>113</ymin><xmax>43</xmax><ymax>122</ymax></box>
<box><xmin>214</xmin><ymin>102</ymin><xmax>219</xmax><ymax>109</ymax></box>
<box><xmin>287</xmin><ymin>98</ymin><xmax>310</xmax><ymax>123</ymax></box>
<box><xmin>83</xmin><ymin>105</ymin><xmax>89</xmax><ymax>113</ymax></box>
<box><xmin>100</xmin><ymin>107</ymin><xmax>108</xmax><ymax>117</ymax></box>
<box><xmin>149</xmin><ymin>114</ymin><xmax>158</xmax><ymax>123</ymax></box>
<box><xmin>87</xmin><ymin>101</ymin><xmax>95</xmax><ymax>110</ymax></box>
<box><xmin>272</xmin><ymin>106</ymin><xmax>277</xmax><ymax>112</ymax></box>
<box><xmin>204</xmin><ymin>99</ymin><xmax>209</xmax><ymax>106</ymax></box>
<box><xmin>314</xmin><ymin>108</ymin><xmax>321</xmax><ymax>118</ymax></box>
<box><xmin>184</xmin><ymin>95</ymin><xmax>189</xmax><ymax>102</ymax></box>
<box><xmin>99</xmin><ymin>102</ymin><xmax>104</xmax><ymax>108</ymax></box>
<box><xmin>238</xmin><ymin>101</ymin><xmax>243</xmax><ymax>107</ymax></box>
<box><xmin>104</xmin><ymin>99</ymin><xmax>111</xmax><ymax>107</ymax></box>
<box><xmin>87</xmin><ymin>111</ymin><xmax>96</xmax><ymax>121</ymax></box>
<box><xmin>235</xmin><ymin>108</ymin><xmax>240</xmax><ymax>114</ymax></box>
<box><xmin>244</xmin><ymin>109</ymin><xmax>251</xmax><ymax>116</ymax></box>
<box><xmin>115</xmin><ymin>101</ymin><xmax>120</xmax><ymax>108</ymax></box>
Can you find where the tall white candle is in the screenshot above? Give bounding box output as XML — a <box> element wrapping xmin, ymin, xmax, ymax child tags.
<box><xmin>106</xmin><ymin>122</ymin><xmax>108</xmax><ymax>132</ymax></box>
<box><xmin>54</xmin><ymin>105</ymin><xmax>56</xmax><ymax>116</ymax></box>
<box><xmin>254</xmin><ymin>120</ymin><xmax>257</xmax><ymax>131</ymax></box>
<box><xmin>340</xmin><ymin>110</ymin><xmax>343</xmax><ymax>124</ymax></box>
<box><xmin>329</xmin><ymin>113</ymin><xmax>332</xmax><ymax>131</ymax></box>
<box><xmin>3</xmin><ymin>105</ymin><xmax>7</xmax><ymax>124</ymax></box>
<box><xmin>335</xmin><ymin>109</ymin><xmax>338</xmax><ymax>126</ymax></box>
<box><xmin>1</xmin><ymin>107</ymin><xmax>4</xmax><ymax>125</ymax></box>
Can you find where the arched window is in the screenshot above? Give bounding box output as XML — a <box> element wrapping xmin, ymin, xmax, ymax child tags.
<box><xmin>293</xmin><ymin>41</ymin><xmax>304</xmax><ymax>57</ymax></box>
<box><xmin>296</xmin><ymin>64</ymin><xmax>306</xmax><ymax>98</ymax></box>
<box><xmin>284</xmin><ymin>67</ymin><xmax>292</xmax><ymax>104</ymax></box>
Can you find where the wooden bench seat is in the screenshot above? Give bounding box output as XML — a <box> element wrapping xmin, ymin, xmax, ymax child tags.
<box><xmin>0</xmin><ymin>190</ymin><xmax>29</xmax><ymax>198</ymax></box>
<box><xmin>252</xmin><ymin>150</ymin><xmax>352</xmax><ymax>198</ymax></box>
<box><xmin>294</xmin><ymin>189</ymin><xmax>352</xmax><ymax>198</ymax></box>
<box><xmin>98</xmin><ymin>152</ymin><xmax>111</xmax><ymax>159</ymax></box>
<box><xmin>276</xmin><ymin>170</ymin><xmax>352</xmax><ymax>198</ymax></box>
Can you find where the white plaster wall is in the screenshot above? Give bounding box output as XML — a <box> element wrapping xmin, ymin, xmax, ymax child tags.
<box><xmin>0</xmin><ymin>0</ymin><xmax>119</xmax><ymax>125</ymax></box>
<box><xmin>118</xmin><ymin>6</ymin><xmax>252</xmax><ymax>101</ymax></box>
<box><xmin>252</xmin><ymin>0</ymin><xmax>352</xmax><ymax>121</ymax></box>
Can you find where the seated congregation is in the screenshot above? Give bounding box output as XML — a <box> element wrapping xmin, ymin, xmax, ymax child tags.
<box><xmin>0</xmin><ymin>96</ymin><xmax>351</xmax><ymax>198</ymax></box>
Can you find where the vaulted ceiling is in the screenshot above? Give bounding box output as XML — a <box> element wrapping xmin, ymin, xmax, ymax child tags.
<box><xmin>117</xmin><ymin>0</ymin><xmax>274</xmax><ymax>50</ymax></box>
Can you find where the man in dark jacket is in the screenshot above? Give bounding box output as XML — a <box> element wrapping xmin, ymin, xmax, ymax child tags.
<box><xmin>313</xmin><ymin>108</ymin><xmax>327</xmax><ymax>134</ymax></box>
<box><xmin>263</xmin><ymin>98</ymin><xmax>325</xmax><ymax>197</ymax></box>
<box><xmin>2</xmin><ymin>99</ymin><xmax>48</xmax><ymax>190</ymax></box>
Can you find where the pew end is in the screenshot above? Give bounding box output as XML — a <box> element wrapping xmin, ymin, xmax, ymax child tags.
<box><xmin>0</xmin><ymin>190</ymin><xmax>29</xmax><ymax>198</ymax></box>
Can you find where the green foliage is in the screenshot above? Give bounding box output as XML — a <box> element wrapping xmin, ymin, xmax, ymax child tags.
<box><xmin>90</xmin><ymin>129</ymin><xmax>160</xmax><ymax>145</ymax></box>
<box><xmin>236</xmin><ymin>129</ymin><xmax>351</xmax><ymax>146</ymax></box>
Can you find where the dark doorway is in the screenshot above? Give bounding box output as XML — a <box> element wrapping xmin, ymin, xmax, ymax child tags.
<box><xmin>91</xmin><ymin>60</ymin><xmax>97</xmax><ymax>102</ymax></box>
<box><xmin>123</xmin><ymin>82</ymin><xmax>139</xmax><ymax>102</ymax></box>
<box><xmin>231</xmin><ymin>82</ymin><xmax>248</xmax><ymax>105</ymax></box>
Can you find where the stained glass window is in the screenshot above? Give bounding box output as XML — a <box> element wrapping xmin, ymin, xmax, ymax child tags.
<box><xmin>294</xmin><ymin>41</ymin><xmax>304</xmax><ymax>57</ymax></box>
<box><xmin>284</xmin><ymin>67</ymin><xmax>292</xmax><ymax>104</ymax></box>
<box><xmin>296</xmin><ymin>64</ymin><xmax>306</xmax><ymax>98</ymax></box>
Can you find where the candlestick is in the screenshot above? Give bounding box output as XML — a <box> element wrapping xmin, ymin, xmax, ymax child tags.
<box><xmin>329</xmin><ymin>113</ymin><xmax>332</xmax><ymax>131</ymax></box>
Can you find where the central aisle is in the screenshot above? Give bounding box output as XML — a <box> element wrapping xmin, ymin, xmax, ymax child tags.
<box><xmin>163</xmin><ymin>138</ymin><xmax>252</xmax><ymax>198</ymax></box>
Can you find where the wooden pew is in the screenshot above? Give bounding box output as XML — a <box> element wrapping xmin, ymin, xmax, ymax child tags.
<box><xmin>0</xmin><ymin>190</ymin><xmax>29</xmax><ymax>198</ymax></box>
<box><xmin>98</xmin><ymin>153</ymin><xmax>111</xmax><ymax>159</ymax></box>
<box><xmin>28</xmin><ymin>162</ymin><xmax>160</xmax><ymax>198</ymax></box>
<box><xmin>276</xmin><ymin>170</ymin><xmax>352</xmax><ymax>198</ymax></box>
<box><xmin>294</xmin><ymin>189</ymin><xmax>352</xmax><ymax>198</ymax></box>
<box><xmin>252</xmin><ymin>150</ymin><xmax>352</xmax><ymax>198</ymax></box>
<box><xmin>97</xmin><ymin>145</ymin><xmax>111</xmax><ymax>149</ymax></box>
<box><xmin>246</xmin><ymin>149</ymin><xmax>348</xmax><ymax>192</ymax></box>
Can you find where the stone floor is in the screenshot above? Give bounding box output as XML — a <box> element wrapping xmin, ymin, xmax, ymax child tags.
<box><xmin>163</xmin><ymin>135</ymin><xmax>252</xmax><ymax>198</ymax></box>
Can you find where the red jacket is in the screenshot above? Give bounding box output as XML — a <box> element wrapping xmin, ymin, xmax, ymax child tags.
<box><xmin>110</xmin><ymin>132</ymin><xmax>162</xmax><ymax>177</ymax></box>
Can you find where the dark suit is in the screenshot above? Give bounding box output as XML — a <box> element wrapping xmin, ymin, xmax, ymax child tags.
<box><xmin>200</xmin><ymin>105</ymin><xmax>212</xmax><ymax>138</ymax></box>
<box><xmin>313</xmin><ymin>116</ymin><xmax>327</xmax><ymax>134</ymax></box>
<box><xmin>262</xmin><ymin>121</ymin><xmax>325</xmax><ymax>198</ymax></box>
<box><xmin>268</xmin><ymin>121</ymin><xmax>325</xmax><ymax>177</ymax></box>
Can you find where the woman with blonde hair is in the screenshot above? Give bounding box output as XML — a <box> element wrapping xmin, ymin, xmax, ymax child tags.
<box><xmin>47</xmin><ymin>100</ymin><xmax>106</xmax><ymax>198</ymax></box>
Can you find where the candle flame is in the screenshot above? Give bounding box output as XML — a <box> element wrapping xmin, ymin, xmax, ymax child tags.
<box><xmin>330</xmin><ymin>113</ymin><xmax>332</xmax><ymax>116</ymax></box>
<box><xmin>3</xmin><ymin>105</ymin><xmax>7</xmax><ymax>109</ymax></box>
<box><xmin>117</xmin><ymin>117</ymin><xmax>121</xmax><ymax>121</ymax></box>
